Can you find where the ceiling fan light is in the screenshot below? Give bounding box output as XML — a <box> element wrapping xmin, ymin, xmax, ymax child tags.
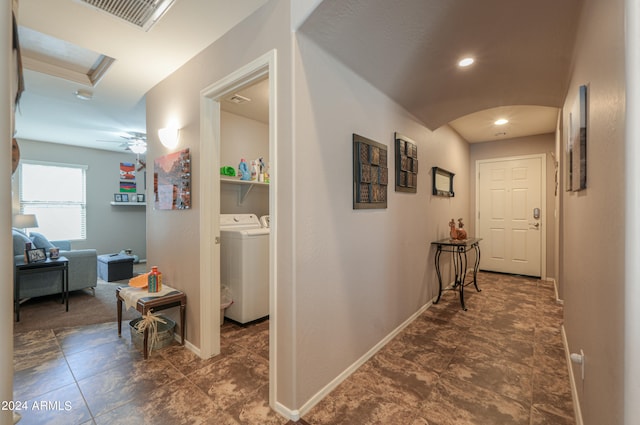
<box><xmin>158</xmin><ymin>126</ymin><xmax>180</xmax><ymax>149</ymax></box>
<box><xmin>129</xmin><ymin>143</ymin><xmax>147</xmax><ymax>154</ymax></box>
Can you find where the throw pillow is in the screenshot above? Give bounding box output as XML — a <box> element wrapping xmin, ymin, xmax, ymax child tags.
<box><xmin>12</xmin><ymin>229</ymin><xmax>31</xmax><ymax>255</ymax></box>
<box><xmin>29</xmin><ymin>232</ymin><xmax>55</xmax><ymax>250</ymax></box>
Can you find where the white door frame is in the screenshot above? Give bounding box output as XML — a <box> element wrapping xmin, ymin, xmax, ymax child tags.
<box><xmin>475</xmin><ymin>153</ymin><xmax>547</xmax><ymax>279</ymax></box>
<box><xmin>199</xmin><ymin>50</ymin><xmax>277</xmax><ymax>404</ymax></box>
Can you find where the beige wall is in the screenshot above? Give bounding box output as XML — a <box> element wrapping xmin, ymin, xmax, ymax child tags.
<box><xmin>220</xmin><ymin>110</ymin><xmax>269</xmax><ymax>216</ymax></box>
<box><xmin>469</xmin><ymin>134</ymin><xmax>557</xmax><ymax>281</ymax></box>
<box><xmin>561</xmin><ymin>0</ymin><xmax>626</xmax><ymax>423</ymax></box>
<box><xmin>293</xmin><ymin>33</ymin><xmax>470</xmax><ymax>406</ymax></box>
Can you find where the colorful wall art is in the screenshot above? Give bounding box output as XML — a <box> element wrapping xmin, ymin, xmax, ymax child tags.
<box><xmin>154</xmin><ymin>148</ymin><xmax>191</xmax><ymax>210</ymax></box>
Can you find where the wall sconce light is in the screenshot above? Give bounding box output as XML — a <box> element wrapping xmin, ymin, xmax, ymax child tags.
<box><xmin>158</xmin><ymin>126</ymin><xmax>180</xmax><ymax>149</ymax></box>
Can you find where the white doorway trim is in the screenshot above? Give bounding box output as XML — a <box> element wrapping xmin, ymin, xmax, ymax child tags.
<box><xmin>475</xmin><ymin>153</ymin><xmax>547</xmax><ymax>279</ymax></box>
<box><xmin>199</xmin><ymin>49</ymin><xmax>277</xmax><ymax>405</ymax></box>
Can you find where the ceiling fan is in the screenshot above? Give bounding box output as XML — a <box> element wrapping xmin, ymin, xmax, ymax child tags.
<box><xmin>98</xmin><ymin>132</ymin><xmax>147</xmax><ymax>170</ymax></box>
<box><xmin>98</xmin><ymin>131</ymin><xmax>147</xmax><ymax>153</ymax></box>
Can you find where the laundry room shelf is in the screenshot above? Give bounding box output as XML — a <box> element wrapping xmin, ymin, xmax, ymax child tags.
<box><xmin>221</xmin><ymin>177</ymin><xmax>269</xmax><ymax>205</ymax></box>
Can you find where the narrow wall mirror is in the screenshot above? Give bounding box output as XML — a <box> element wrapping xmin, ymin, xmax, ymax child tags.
<box><xmin>432</xmin><ymin>166</ymin><xmax>455</xmax><ymax>197</ymax></box>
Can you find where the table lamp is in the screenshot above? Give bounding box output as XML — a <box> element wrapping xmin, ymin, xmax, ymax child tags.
<box><xmin>13</xmin><ymin>214</ymin><xmax>39</xmax><ymax>234</ymax></box>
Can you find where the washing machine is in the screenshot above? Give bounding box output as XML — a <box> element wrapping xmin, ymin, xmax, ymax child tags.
<box><xmin>220</xmin><ymin>214</ymin><xmax>269</xmax><ymax>323</ymax></box>
<box><xmin>259</xmin><ymin>215</ymin><xmax>270</xmax><ymax>228</ymax></box>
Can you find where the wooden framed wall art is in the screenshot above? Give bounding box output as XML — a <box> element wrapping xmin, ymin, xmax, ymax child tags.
<box><xmin>394</xmin><ymin>132</ymin><xmax>418</xmax><ymax>193</ymax></box>
<box><xmin>353</xmin><ymin>133</ymin><xmax>388</xmax><ymax>209</ymax></box>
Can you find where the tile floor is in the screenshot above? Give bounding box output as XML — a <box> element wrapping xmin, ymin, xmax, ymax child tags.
<box><xmin>13</xmin><ymin>272</ymin><xmax>574</xmax><ymax>425</ymax></box>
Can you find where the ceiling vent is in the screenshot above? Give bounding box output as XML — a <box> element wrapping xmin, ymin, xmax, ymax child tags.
<box><xmin>226</xmin><ymin>94</ymin><xmax>251</xmax><ymax>104</ymax></box>
<box><xmin>76</xmin><ymin>0</ymin><xmax>176</xmax><ymax>31</ymax></box>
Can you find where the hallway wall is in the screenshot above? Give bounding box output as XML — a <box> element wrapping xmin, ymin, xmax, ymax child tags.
<box><xmin>561</xmin><ymin>0</ymin><xmax>626</xmax><ymax>423</ymax></box>
<box><xmin>293</xmin><ymin>31</ymin><xmax>470</xmax><ymax>409</ymax></box>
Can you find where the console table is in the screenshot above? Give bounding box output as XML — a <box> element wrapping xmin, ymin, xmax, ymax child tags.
<box><xmin>431</xmin><ymin>238</ymin><xmax>482</xmax><ymax>311</ymax></box>
<box><xmin>116</xmin><ymin>286</ymin><xmax>186</xmax><ymax>359</ymax></box>
<box><xmin>14</xmin><ymin>256</ymin><xmax>69</xmax><ymax>322</ymax></box>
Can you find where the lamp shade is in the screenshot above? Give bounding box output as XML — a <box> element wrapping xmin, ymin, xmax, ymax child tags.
<box><xmin>13</xmin><ymin>214</ymin><xmax>38</xmax><ymax>229</ymax></box>
<box><xmin>158</xmin><ymin>127</ymin><xmax>180</xmax><ymax>149</ymax></box>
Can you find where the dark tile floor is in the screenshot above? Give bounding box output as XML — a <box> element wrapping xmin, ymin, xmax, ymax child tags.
<box><xmin>13</xmin><ymin>272</ymin><xmax>574</xmax><ymax>425</ymax></box>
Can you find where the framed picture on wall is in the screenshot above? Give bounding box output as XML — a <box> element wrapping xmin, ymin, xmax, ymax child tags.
<box><xmin>353</xmin><ymin>133</ymin><xmax>388</xmax><ymax>209</ymax></box>
<box><xmin>394</xmin><ymin>132</ymin><xmax>418</xmax><ymax>193</ymax></box>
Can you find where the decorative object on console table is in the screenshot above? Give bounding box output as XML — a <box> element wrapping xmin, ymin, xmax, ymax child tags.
<box><xmin>114</xmin><ymin>193</ymin><xmax>122</xmax><ymax>202</ymax></box>
<box><xmin>154</xmin><ymin>148</ymin><xmax>191</xmax><ymax>210</ymax></box>
<box><xmin>449</xmin><ymin>218</ymin><xmax>467</xmax><ymax>240</ymax></box>
<box><xmin>394</xmin><ymin>132</ymin><xmax>418</xmax><ymax>193</ymax></box>
<box><xmin>353</xmin><ymin>133</ymin><xmax>388</xmax><ymax>209</ymax></box>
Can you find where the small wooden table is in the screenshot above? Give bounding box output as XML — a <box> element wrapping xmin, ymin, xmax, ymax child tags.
<box><xmin>116</xmin><ymin>286</ymin><xmax>186</xmax><ymax>359</ymax></box>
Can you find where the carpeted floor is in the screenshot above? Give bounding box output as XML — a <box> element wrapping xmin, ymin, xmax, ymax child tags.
<box><xmin>13</xmin><ymin>277</ymin><xmax>140</xmax><ymax>334</ymax></box>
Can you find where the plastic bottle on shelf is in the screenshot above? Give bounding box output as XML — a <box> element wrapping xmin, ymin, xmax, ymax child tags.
<box><xmin>238</xmin><ymin>159</ymin><xmax>250</xmax><ymax>180</ymax></box>
<box><xmin>250</xmin><ymin>160</ymin><xmax>258</xmax><ymax>181</ymax></box>
<box><xmin>148</xmin><ymin>266</ymin><xmax>162</xmax><ymax>293</ymax></box>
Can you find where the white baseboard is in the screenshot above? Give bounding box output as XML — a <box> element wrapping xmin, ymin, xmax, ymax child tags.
<box><xmin>294</xmin><ymin>301</ymin><xmax>433</xmax><ymax>419</ymax></box>
<box><xmin>172</xmin><ymin>333</ymin><xmax>202</xmax><ymax>358</ymax></box>
<box><xmin>545</xmin><ymin>277</ymin><xmax>564</xmax><ymax>305</ymax></box>
<box><xmin>273</xmin><ymin>402</ymin><xmax>300</xmax><ymax>421</ymax></box>
<box><xmin>562</xmin><ymin>325</ymin><xmax>583</xmax><ymax>425</ymax></box>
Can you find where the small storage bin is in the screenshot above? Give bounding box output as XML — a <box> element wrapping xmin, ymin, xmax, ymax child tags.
<box><xmin>129</xmin><ymin>315</ymin><xmax>176</xmax><ymax>351</ymax></box>
<box><xmin>97</xmin><ymin>253</ymin><xmax>134</xmax><ymax>282</ymax></box>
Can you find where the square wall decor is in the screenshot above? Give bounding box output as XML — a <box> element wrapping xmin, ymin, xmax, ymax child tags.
<box><xmin>353</xmin><ymin>133</ymin><xmax>388</xmax><ymax>209</ymax></box>
<box><xmin>394</xmin><ymin>132</ymin><xmax>418</xmax><ymax>193</ymax></box>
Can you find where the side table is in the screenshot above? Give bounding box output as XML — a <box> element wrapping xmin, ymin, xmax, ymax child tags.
<box><xmin>431</xmin><ymin>238</ymin><xmax>482</xmax><ymax>311</ymax></box>
<box><xmin>14</xmin><ymin>256</ymin><xmax>69</xmax><ymax>322</ymax></box>
<box><xmin>116</xmin><ymin>286</ymin><xmax>186</xmax><ymax>359</ymax></box>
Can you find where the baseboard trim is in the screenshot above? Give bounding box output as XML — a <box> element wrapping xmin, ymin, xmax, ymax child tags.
<box><xmin>294</xmin><ymin>301</ymin><xmax>433</xmax><ymax>419</ymax></box>
<box><xmin>172</xmin><ymin>333</ymin><xmax>201</xmax><ymax>358</ymax></box>
<box><xmin>273</xmin><ymin>402</ymin><xmax>300</xmax><ymax>421</ymax></box>
<box><xmin>562</xmin><ymin>325</ymin><xmax>583</xmax><ymax>425</ymax></box>
<box><xmin>545</xmin><ymin>277</ymin><xmax>564</xmax><ymax>305</ymax></box>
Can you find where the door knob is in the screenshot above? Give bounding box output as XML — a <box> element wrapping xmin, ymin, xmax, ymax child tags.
<box><xmin>530</xmin><ymin>222</ymin><xmax>540</xmax><ymax>228</ymax></box>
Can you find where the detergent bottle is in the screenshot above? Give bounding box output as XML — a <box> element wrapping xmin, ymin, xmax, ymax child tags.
<box><xmin>238</xmin><ymin>159</ymin><xmax>250</xmax><ymax>180</ymax></box>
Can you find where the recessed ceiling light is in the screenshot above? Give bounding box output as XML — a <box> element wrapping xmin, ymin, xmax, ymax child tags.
<box><xmin>74</xmin><ymin>89</ymin><xmax>93</xmax><ymax>100</ymax></box>
<box><xmin>458</xmin><ymin>57</ymin><xmax>475</xmax><ymax>67</ymax></box>
<box><xmin>494</xmin><ymin>118</ymin><xmax>509</xmax><ymax>125</ymax></box>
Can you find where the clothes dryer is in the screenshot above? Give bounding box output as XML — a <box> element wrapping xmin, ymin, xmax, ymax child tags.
<box><xmin>219</xmin><ymin>214</ymin><xmax>269</xmax><ymax>323</ymax></box>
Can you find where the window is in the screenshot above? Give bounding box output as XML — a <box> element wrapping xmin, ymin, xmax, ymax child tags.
<box><xmin>19</xmin><ymin>161</ymin><xmax>87</xmax><ymax>241</ymax></box>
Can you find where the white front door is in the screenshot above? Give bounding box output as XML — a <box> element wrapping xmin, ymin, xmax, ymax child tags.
<box><xmin>477</xmin><ymin>155</ymin><xmax>544</xmax><ymax>277</ymax></box>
